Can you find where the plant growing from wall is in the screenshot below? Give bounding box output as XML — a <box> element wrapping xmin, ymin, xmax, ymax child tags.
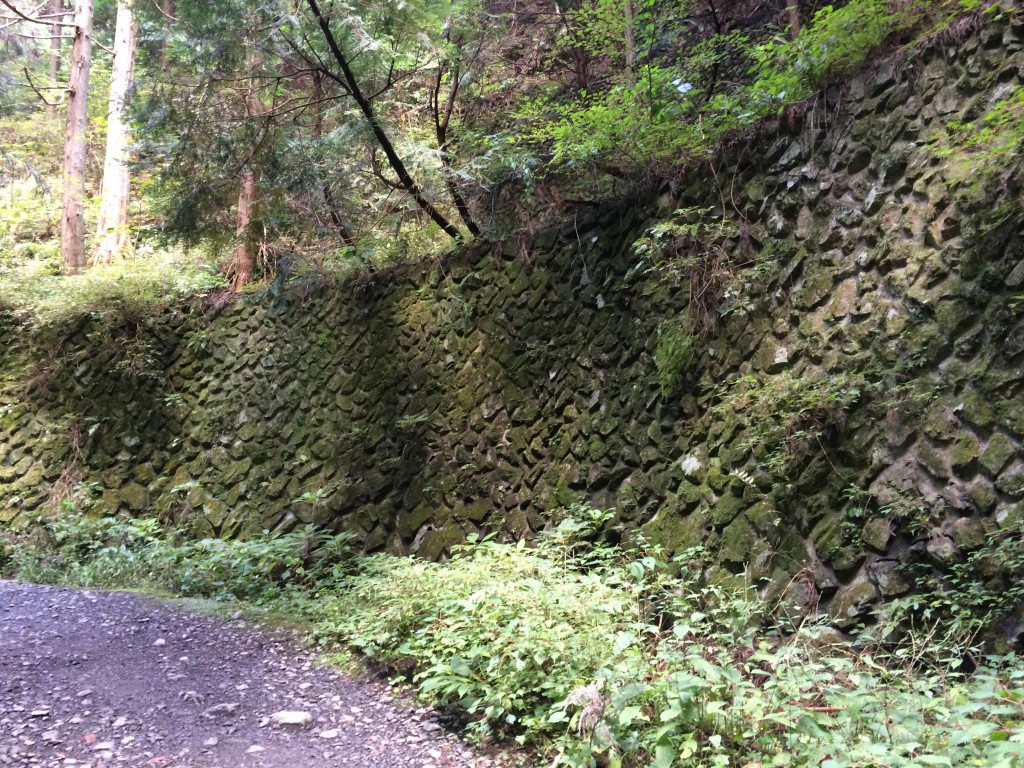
<box><xmin>633</xmin><ymin>206</ymin><xmax>744</xmax><ymax>396</ymax></box>
<box><xmin>633</xmin><ymin>206</ymin><xmax>741</xmax><ymax>335</ymax></box>
<box><xmin>711</xmin><ymin>371</ymin><xmax>864</xmax><ymax>482</ymax></box>
<box><xmin>878</xmin><ymin>521</ymin><xmax>1024</xmax><ymax>654</ymax></box>
<box><xmin>653</xmin><ymin>316</ymin><xmax>697</xmax><ymax>397</ymax></box>
<box><xmin>943</xmin><ymin>82</ymin><xmax>1024</xmax><ymax>224</ymax></box>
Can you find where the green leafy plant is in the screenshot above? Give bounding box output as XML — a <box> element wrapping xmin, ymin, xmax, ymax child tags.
<box><xmin>711</xmin><ymin>371</ymin><xmax>864</xmax><ymax>479</ymax></box>
<box><xmin>309</xmin><ymin>505</ymin><xmax>1024</xmax><ymax>766</ymax></box>
<box><xmin>9</xmin><ymin>504</ymin><xmax>355</xmax><ymax>602</ymax></box>
<box><xmin>11</xmin><ymin>499</ymin><xmax>1024</xmax><ymax>766</ymax></box>
<box><xmin>633</xmin><ymin>207</ymin><xmax>742</xmax><ymax>336</ymax></box>
<box><xmin>943</xmin><ymin>82</ymin><xmax>1024</xmax><ymax>223</ymax></box>
<box><xmin>654</xmin><ymin>317</ymin><xmax>698</xmax><ymax>397</ymax></box>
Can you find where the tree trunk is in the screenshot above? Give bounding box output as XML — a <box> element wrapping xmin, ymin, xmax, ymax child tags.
<box><xmin>159</xmin><ymin>0</ymin><xmax>173</xmax><ymax>71</ymax></box>
<box><xmin>232</xmin><ymin>167</ymin><xmax>258</xmax><ymax>290</ymax></box>
<box><xmin>60</xmin><ymin>0</ymin><xmax>92</xmax><ymax>275</ymax></box>
<box><xmin>624</xmin><ymin>0</ymin><xmax>636</xmax><ymax>82</ymax></box>
<box><xmin>94</xmin><ymin>0</ymin><xmax>137</xmax><ymax>264</ymax></box>
<box><xmin>787</xmin><ymin>2</ymin><xmax>802</xmax><ymax>39</ymax></box>
<box><xmin>312</xmin><ymin>70</ymin><xmax>356</xmax><ymax>245</ymax></box>
<box><xmin>48</xmin><ymin>0</ymin><xmax>63</xmax><ymax>110</ymax></box>
<box><xmin>432</xmin><ymin>62</ymin><xmax>480</xmax><ymax>236</ymax></box>
<box><xmin>232</xmin><ymin>45</ymin><xmax>263</xmax><ymax>290</ymax></box>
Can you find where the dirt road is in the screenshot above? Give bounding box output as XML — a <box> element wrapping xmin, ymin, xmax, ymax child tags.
<box><xmin>0</xmin><ymin>581</ymin><xmax>496</xmax><ymax>768</ymax></box>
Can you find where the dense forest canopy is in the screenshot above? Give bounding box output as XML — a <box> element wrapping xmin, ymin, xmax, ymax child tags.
<box><xmin>0</xmin><ymin>0</ymin><xmax>1011</xmax><ymax>292</ymax></box>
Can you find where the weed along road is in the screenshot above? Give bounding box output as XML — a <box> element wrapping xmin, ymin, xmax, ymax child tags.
<box><xmin>0</xmin><ymin>581</ymin><xmax>490</xmax><ymax>767</ymax></box>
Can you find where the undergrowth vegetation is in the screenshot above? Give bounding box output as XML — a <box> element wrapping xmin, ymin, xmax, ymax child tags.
<box><xmin>4</xmin><ymin>505</ymin><xmax>355</xmax><ymax>602</ymax></box>
<box><xmin>6</xmin><ymin>503</ymin><xmax>1024</xmax><ymax>767</ymax></box>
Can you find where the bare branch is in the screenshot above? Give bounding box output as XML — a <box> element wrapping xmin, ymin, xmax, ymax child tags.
<box><xmin>0</xmin><ymin>0</ymin><xmax>75</xmax><ymax>27</ymax></box>
<box><xmin>23</xmin><ymin>65</ymin><xmax>62</xmax><ymax>106</ymax></box>
<box><xmin>304</xmin><ymin>0</ymin><xmax>464</xmax><ymax>240</ymax></box>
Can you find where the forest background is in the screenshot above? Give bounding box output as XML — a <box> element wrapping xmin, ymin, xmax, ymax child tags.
<box><xmin>1</xmin><ymin>0</ymin><xmax>1002</xmax><ymax>305</ymax></box>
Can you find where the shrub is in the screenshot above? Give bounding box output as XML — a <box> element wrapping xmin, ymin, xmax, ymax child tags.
<box><xmin>311</xmin><ymin>507</ymin><xmax>1024</xmax><ymax>767</ymax></box>
<box><xmin>710</xmin><ymin>371</ymin><xmax>864</xmax><ymax>479</ymax></box>
<box><xmin>9</xmin><ymin>506</ymin><xmax>356</xmax><ymax>601</ymax></box>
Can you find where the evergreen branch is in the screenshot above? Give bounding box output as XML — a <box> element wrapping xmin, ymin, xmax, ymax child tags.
<box><xmin>304</xmin><ymin>0</ymin><xmax>464</xmax><ymax>240</ymax></box>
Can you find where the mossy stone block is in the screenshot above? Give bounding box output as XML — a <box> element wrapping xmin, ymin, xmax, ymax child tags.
<box><xmin>981</xmin><ymin>432</ymin><xmax>1017</xmax><ymax>476</ymax></box>
<box><xmin>811</xmin><ymin>511</ymin><xmax>844</xmax><ymax>557</ymax></box>
<box><xmin>120</xmin><ymin>482</ymin><xmax>150</xmax><ymax>512</ymax></box>
<box><xmin>711</xmin><ymin>492</ymin><xmax>744</xmax><ymax>526</ymax></box>
<box><xmin>829</xmin><ymin>575</ymin><xmax>880</xmax><ymax>629</ymax></box>
<box><xmin>916</xmin><ymin>442</ymin><xmax>951</xmax><ymax>479</ymax></box>
<box><xmin>968</xmin><ymin>478</ymin><xmax>998</xmax><ymax>512</ymax></box>
<box><xmin>720</xmin><ymin>515</ymin><xmax>758</xmax><ymax>566</ymax></box>
<box><xmin>641</xmin><ymin>507</ymin><xmax>711</xmax><ymax>555</ymax></box>
<box><xmin>398</xmin><ymin>503</ymin><xmax>434</xmax><ymax>538</ymax></box>
<box><xmin>996</xmin><ymin>462</ymin><xmax>1024</xmax><ymax>497</ymax></box>
<box><xmin>951</xmin><ymin>434</ymin><xmax>981</xmax><ymax>472</ymax></box>
<box><xmin>862</xmin><ymin>517</ymin><xmax>893</xmax><ymax>552</ymax></box>
<box><xmin>203</xmin><ymin>498</ymin><xmax>228</xmax><ymax>529</ymax></box>
<box><xmin>950</xmin><ymin>516</ymin><xmax>986</xmax><ymax>550</ymax></box>
<box><xmin>416</xmin><ymin>523</ymin><xmax>466</xmax><ymax>560</ymax></box>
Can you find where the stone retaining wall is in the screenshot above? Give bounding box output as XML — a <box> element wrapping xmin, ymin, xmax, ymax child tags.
<box><xmin>2</xmin><ymin>5</ymin><xmax>1023</xmax><ymax>628</ymax></box>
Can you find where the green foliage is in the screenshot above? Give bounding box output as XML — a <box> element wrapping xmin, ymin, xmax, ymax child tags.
<box><xmin>654</xmin><ymin>317</ymin><xmax>697</xmax><ymax>397</ymax></box>
<box><xmin>633</xmin><ymin>207</ymin><xmax>742</xmax><ymax>335</ymax></box>
<box><xmin>943</xmin><ymin>81</ymin><xmax>1024</xmax><ymax>222</ymax></box>
<box><xmin>10</xmin><ymin>503</ymin><xmax>356</xmax><ymax>602</ymax></box>
<box><xmin>711</xmin><ymin>372</ymin><xmax>863</xmax><ymax>479</ymax></box>
<box><xmin>746</xmin><ymin>0</ymin><xmax>909</xmax><ymax>110</ymax></box>
<box><xmin>12</xmin><ymin>499</ymin><xmax>1024</xmax><ymax>766</ymax></box>
<box><xmin>517</xmin><ymin>0</ymin><xmax>973</xmax><ymax>192</ymax></box>
<box><xmin>881</xmin><ymin>522</ymin><xmax>1024</xmax><ymax>653</ymax></box>
<box><xmin>0</xmin><ymin>254</ymin><xmax>225</xmax><ymax>332</ymax></box>
<box><xmin>310</xmin><ymin>505</ymin><xmax>1024</xmax><ymax>766</ymax></box>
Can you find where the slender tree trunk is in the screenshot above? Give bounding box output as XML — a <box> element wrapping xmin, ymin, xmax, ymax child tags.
<box><xmin>624</xmin><ymin>0</ymin><xmax>636</xmax><ymax>82</ymax></box>
<box><xmin>232</xmin><ymin>45</ymin><xmax>263</xmax><ymax>290</ymax></box>
<box><xmin>48</xmin><ymin>0</ymin><xmax>63</xmax><ymax>111</ymax></box>
<box><xmin>787</xmin><ymin>2</ymin><xmax>802</xmax><ymax>39</ymax></box>
<box><xmin>94</xmin><ymin>0</ymin><xmax>137</xmax><ymax>264</ymax></box>
<box><xmin>232</xmin><ymin>166</ymin><xmax>258</xmax><ymax>290</ymax></box>
<box><xmin>60</xmin><ymin>0</ymin><xmax>92</xmax><ymax>275</ymax></box>
<box><xmin>432</xmin><ymin>63</ymin><xmax>480</xmax><ymax>236</ymax></box>
<box><xmin>159</xmin><ymin>0</ymin><xmax>173</xmax><ymax>70</ymax></box>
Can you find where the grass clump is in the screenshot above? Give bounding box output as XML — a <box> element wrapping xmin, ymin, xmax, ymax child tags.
<box><xmin>0</xmin><ymin>251</ymin><xmax>226</xmax><ymax>330</ymax></box>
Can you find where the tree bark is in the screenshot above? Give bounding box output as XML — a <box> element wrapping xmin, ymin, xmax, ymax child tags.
<box><xmin>159</xmin><ymin>0</ymin><xmax>173</xmax><ymax>70</ymax></box>
<box><xmin>232</xmin><ymin>43</ymin><xmax>264</xmax><ymax>290</ymax></box>
<box><xmin>60</xmin><ymin>0</ymin><xmax>92</xmax><ymax>275</ymax></box>
<box><xmin>432</xmin><ymin>62</ymin><xmax>480</xmax><ymax>236</ymax></box>
<box><xmin>305</xmin><ymin>0</ymin><xmax>464</xmax><ymax>240</ymax></box>
<box><xmin>787</xmin><ymin>2</ymin><xmax>802</xmax><ymax>39</ymax></box>
<box><xmin>232</xmin><ymin>166</ymin><xmax>258</xmax><ymax>290</ymax></box>
<box><xmin>624</xmin><ymin>0</ymin><xmax>637</xmax><ymax>81</ymax></box>
<box><xmin>48</xmin><ymin>0</ymin><xmax>63</xmax><ymax>110</ymax></box>
<box><xmin>94</xmin><ymin>0</ymin><xmax>137</xmax><ymax>264</ymax></box>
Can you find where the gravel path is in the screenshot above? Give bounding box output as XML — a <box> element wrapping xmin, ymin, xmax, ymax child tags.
<box><xmin>0</xmin><ymin>581</ymin><xmax>506</xmax><ymax>768</ymax></box>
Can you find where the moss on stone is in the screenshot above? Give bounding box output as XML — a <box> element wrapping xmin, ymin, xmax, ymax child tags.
<box><xmin>829</xmin><ymin>575</ymin><xmax>880</xmax><ymax>629</ymax></box>
<box><xmin>641</xmin><ymin>506</ymin><xmax>711</xmax><ymax>555</ymax></box>
<box><xmin>981</xmin><ymin>432</ymin><xmax>1016</xmax><ymax>476</ymax></box>
<box><xmin>720</xmin><ymin>515</ymin><xmax>759</xmax><ymax>566</ymax></box>
<box><xmin>951</xmin><ymin>433</ymin><xmax>981</xmax><ymax>471</ymax></box>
